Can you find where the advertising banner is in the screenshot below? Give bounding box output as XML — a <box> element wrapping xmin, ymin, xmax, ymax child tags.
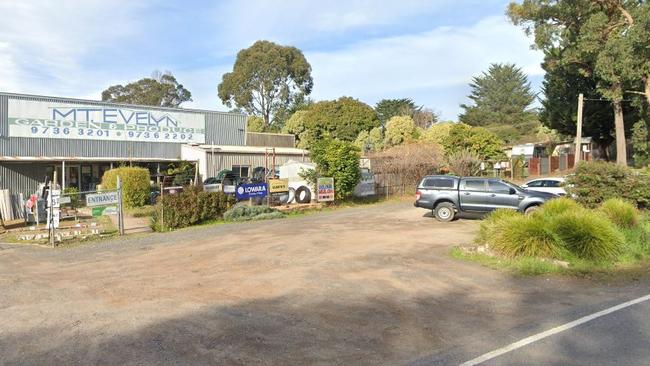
<box><xmin>268</xmin><ymin>179</ymin><xmax>289</xmax><ymax>193</ymax></box>
<box><xmin>235</xmin><ymin>183</ymin><xmax>268</xmax><ymax>200</ymax></box>
<box><xmin>317</xmin><ymin>177</ymin><xmax>335</xmax><ymax>202</ymax></box>
<box><xmin>8</xmin><ymin>99</ymin><xmax>206</xmax><ymax>144</ymax></box>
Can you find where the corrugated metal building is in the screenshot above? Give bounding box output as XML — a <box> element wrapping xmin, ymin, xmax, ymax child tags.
<box><xmin>0</xmin><ymin>92</ymin><xmax>308</xmax><ymax>218</ymax></box>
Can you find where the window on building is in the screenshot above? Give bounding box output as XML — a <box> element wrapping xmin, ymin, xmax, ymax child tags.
<box><xmin>231</xmin><ymin>165</ymin><xmax>250</xmax><ymax>178</ymax></box>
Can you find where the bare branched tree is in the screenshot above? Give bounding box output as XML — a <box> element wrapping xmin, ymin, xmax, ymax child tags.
<box><xmin>370</xmin><ymin>143</ymin><xmax>444</xmax><ymax>193</ymax></box>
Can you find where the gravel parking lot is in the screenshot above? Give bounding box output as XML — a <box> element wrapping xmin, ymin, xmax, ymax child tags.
<box><xmin>1</xmin><ymin>201</ymin><xmax>648</xmax><ymax>365</ymax></box>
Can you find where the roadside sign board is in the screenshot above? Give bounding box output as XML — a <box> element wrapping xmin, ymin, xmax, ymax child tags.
<box><xmin>268</xmin><ymin>179</ymin><xmax>289</xmax><ymax>193</ymax></box>
<box><xmin>59</xmin><ymin>196</ymin><xmax>71</xmax><ymax>205</ymax></box>
<box><xmin>46</xmin><ymin>208</ymin><xmax>60</xmax><ymax>228</ymax></box>
<box><xmin>86</xmin><ymin>191</ymin><xmax>119</xmax><ymax>207</ymax></box>
<box><xmin>47</xmin><ymin>189</ymin><xmax>61</xmax><ymax>228</ymax></box>
<box><xmin>92</xmin><ymin>206</ymin><xmax>118</xmax><ymax>217</ymax></box>
<box><xmin>317</xmin><ymin>177</ymin><xmax>335</xmax><ymax>202</ymax></box>
<box><xmin>235</xmin><ymin>183</ymin><xmax>268</xmax><ymax>200</ymax></box>
<box><xmin>47</xmin><ymin>189</ymin><xmax>61</xmax><ymax>208</ymax></box>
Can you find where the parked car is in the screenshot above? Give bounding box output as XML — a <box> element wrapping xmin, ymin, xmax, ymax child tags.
<box><xmin>203</xmin><ymin>169</ymin><xmax>242</xmax><ymax>194</ymax></box>
<box><xmin>414</xmin><ymin>175</ymin><xmax>557</xmax><ymax>222</ymax></box>
<box><xmin>522</xmin><ymin>177</ymin><xmax>567</xmax><ymax>196</ymax></box>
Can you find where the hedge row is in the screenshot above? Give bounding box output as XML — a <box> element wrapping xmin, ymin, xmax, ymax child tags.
<box><xmin>567</xmin><ymin>161</ymin><xmax>650</xmax><ymax>208</ymax></box>
<box><xmin>151</xmin><ymin>187</ymin><xmax>235</xmax><ymax>231</ymax></box>
<box><xmin>101</xmin><ymin>167</ymin><xmax>151</xmax><ymax>208</ymax></box>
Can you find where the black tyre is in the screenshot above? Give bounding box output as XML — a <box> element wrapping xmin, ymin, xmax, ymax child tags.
<box><xmin>295</xmin><ymin>186</ymin><xmax>312</xmax><ymax>203</ymax></box>
<box><xmin>434</xmin><ymin>202</ymin><xmax>456</xmax><ymax>222</ymax></box>
<box><xmin>524</xmin><ymin>205</ymin><xmax>540</xmax><ymax>215</ymax></box>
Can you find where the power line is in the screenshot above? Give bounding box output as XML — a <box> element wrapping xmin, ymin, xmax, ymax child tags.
<box><xmin>583</xmin><ymin>97</ymin><xmax>634</xmax><ymax>102</ymax></box>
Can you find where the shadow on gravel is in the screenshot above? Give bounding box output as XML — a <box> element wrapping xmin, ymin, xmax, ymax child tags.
<box><xmin>0</xmin><ymin>291</ymin><xmax>491</xmax><ymax>365</ymax></box>
<box><xmin>2</xmin><ymin>286</ymin><xmax>646</xmax><ymax>366</ymax></box>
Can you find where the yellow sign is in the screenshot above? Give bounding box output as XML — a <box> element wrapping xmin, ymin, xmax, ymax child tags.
<box><xmin>268</xmin><ymin>179</ymin><xmax>289</xmax><ymax>193</ymax></box>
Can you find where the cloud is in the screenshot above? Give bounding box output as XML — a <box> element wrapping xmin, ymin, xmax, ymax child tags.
<box><xmin>0</xmin><ymin>0</ymin><xmax>148</xmax><ymax>96</ymax></box>
<box><xmin>0</xmin><ymin>1</ymin><xmax>543</xmax><ymax>120</ymax></box>
<box><xmin>306</xmin><ymin>16</ymin><xmax>544</xmax><ymax>120</ymax></box>
<box><xmin>207</xmin><ymin>0</ymin><xmax>459</xmax><ymax>55</ymax></box>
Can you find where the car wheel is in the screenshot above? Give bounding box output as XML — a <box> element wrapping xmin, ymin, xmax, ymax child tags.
<box><xmin>435</xmin><ymin>202</ymin><xmax>455</xmax><ymax>222</ymax></box>
<box><xmin>524</xmin><ymin>205</ymin><xmax>540</xmax><ymax>215</ymax></box>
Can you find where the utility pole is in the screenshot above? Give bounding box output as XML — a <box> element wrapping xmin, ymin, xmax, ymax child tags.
<box><xmin>575</xmin><ymin>93</ymin><xmax>584</xmax><ymax>163</ymax></box>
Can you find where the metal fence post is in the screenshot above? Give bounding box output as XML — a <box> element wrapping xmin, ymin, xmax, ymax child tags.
<box><xmin>117</xmin><ymin>176</ymin><xmax>125</xmax><ymax>236</ymax></box>
<box><xmin>160</xmin><ymin>179</ymin><xmax>164</xmax><ymax>231</ymax></box>
<box><xmin>48</xmin><ymin>182</ymin><xmax>55</xmax><ymax>248</ymax></box>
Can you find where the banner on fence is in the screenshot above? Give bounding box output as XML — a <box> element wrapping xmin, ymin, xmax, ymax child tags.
<box><xmin>317</xmin><ymin>177</ymin><xmax>335</xmax><ymax>202</ymax></box>
<box><xmin>236</xmin><ymin>183</ymin><xmax>268</xmax><ymax>200</ymax></box>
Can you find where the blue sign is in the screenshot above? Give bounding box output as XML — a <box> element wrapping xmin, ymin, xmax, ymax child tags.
<box><xmin>235</xmin><ymin>183</ymin><xmax>268</xmax><ymax>200</ymax></box>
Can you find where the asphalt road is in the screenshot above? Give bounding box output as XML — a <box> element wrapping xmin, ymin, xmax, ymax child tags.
<box><xmin>1</xmin><ymin>200</ymin><xmax>648</xmax><ymax>365</ymax></box>
<box><xmin>479</xmin><ymin>301</ymin><xmax>650</xmax><ymax>366</ymax></box>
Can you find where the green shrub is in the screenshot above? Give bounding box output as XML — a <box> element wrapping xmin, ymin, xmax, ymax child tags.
<box><xmin>63</xmin><ymin>187</ymin><xmax>80</xmax><ymax>208</ymax></box>
<box><xmin>487</xmin><ymin>215</ymin><xmax>562</xmax><ymax>259</ymax></box>
<box><xmin>567</xmin><ymin>161</ymin><xmax>650</xmax><ymax>208</ymax></box>
<box><xmin>151</xmin><ymin>187</ymin><xmax>234</xmax><ymax>231</ymax></box>
<box><xmin>308</xmin><ymin>138</ymin><xmax>361</xmax><ymax>200</ymax></box>
<box><xmin>549</xmin><ymin>211</ymin><xmax>623</xmax><ymax>261</ymax></box>
<box><xmin>599</xmin><ymin>199</ymin><xmax>639</xmax><ymax>228</ymax></box>
<box><xmin>223</xmin><ymin>203</ymin><xmax>285</xmax><ymax>222</ymax></box>
<box><xmin>102</xmin><ymin>167</ymin><xmax>151</xmax><ymax>208</ymax></box>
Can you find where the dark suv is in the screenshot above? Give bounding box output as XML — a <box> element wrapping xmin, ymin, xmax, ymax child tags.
<box><xmin>414</xmin><ymin>175</ymin><xmax>556</xmax><ymax>221</ymax></box>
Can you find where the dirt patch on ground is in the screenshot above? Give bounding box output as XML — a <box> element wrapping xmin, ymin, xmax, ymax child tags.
<box><xmin>0</xmin><ymin>201</ymin><xmax>647</xmax><ymax>365</ymax></box>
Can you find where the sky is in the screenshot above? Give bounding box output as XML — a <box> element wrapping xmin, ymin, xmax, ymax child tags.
<box><xmin>0</xmin><ymin>0</ymin><xmax>544</xmax><ymax>121</ymax></box>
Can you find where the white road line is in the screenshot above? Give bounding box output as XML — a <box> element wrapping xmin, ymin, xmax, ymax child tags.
<box><xmin>459</xmin><ymin>293</ymin><xmax>650</xmax><ymax>366</ymax></box>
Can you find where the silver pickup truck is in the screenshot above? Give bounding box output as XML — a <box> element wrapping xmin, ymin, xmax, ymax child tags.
<box><xmin>414</xmin><ymin>175</ymin><xmax>556</xmax><ymax>221</ymax></box>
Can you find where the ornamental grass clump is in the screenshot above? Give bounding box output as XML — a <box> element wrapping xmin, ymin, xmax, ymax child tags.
<box><xmin>477</xmin><ymin>209</ymin><xmax>520</xmax><ymax>245</ymax></box>
<box><xmin>599</xmin><ymin>198</ymin><xmax>639</xmax><ymax>228</ymax></box>
<box><xmin>536</xmin><ymin>197</ymin><xmax>583</xmax><ymax>219</ymax></box>
<box><xmin>487</xmin><ymin>214</ymin><xmax>562</xmax><ymax>259</ymax></box>
<box><xmin>549</xmin><ymin>211</ymin><xmax>623</xmax><ymax>261</ymax></box>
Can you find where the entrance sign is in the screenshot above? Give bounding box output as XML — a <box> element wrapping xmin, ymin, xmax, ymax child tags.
<box><xmin>236</xmin><ymin>183</ymin><xmax>268</xmax><ymax>200</ymax></box>
<box><xmin>317</xmin><ymin>177</ymin><xmax>335</xmax><ymax>202</ymax></box>
<box><xmin>268</xmin><ymin>179</ymin><xmax>289</xmax><ymax>193</ymax></box>
<box><xmin>8</xmin><ymin>99</ymin><xmax>206</xmax><ymax>144</ymax></box>
<box><xmin>86</xmin><ymin>191</ymin><xmax>119</xmax><ymax>207</ymax></box>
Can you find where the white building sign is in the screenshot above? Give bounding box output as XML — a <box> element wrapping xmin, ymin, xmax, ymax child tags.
<box><xmin>86</xmin><ymin>191</ymin><xmax>119</xmax><ymax>207</ymax></box>
<box><xmin>8</xmin><ymin>99</ymin><xmax>206</xmax><ymax>144</ymax></box>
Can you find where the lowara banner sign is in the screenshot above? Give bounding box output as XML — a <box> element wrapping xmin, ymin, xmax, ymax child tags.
<box><xmin>235</xmin><ymin>183</ymin><xmax>268</xmax><ymax>200</ymax></box>
<box><xmin>8</xmin><ymin>99</ymin><xmax>206</xmax><ymax>144</ymax></box>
